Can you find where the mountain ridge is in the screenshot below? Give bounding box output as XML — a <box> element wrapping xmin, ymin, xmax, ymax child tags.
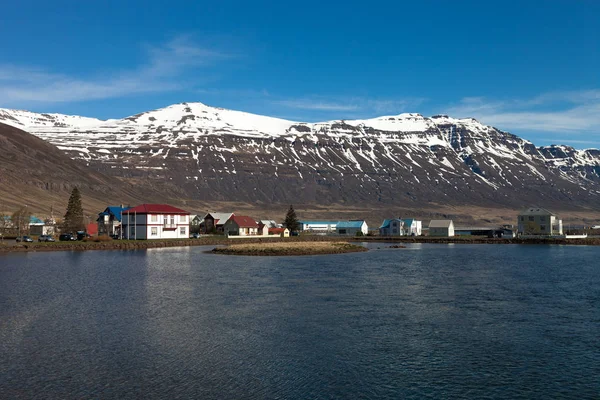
<box><xmin>1</xmin><ymin>102</ymin><xmax>599</xmax><ymax>214</ymax></box>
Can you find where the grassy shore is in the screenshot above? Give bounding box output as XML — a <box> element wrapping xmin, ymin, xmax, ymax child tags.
<box><xmin>1</xmin><ymin>234</ymin><xmax>599</xmax><ymax>254</ymax></box>
<box><xmin>211</xmin><ymin>241</ymin><xmax>368</xmax><ymax>256</ymax></box>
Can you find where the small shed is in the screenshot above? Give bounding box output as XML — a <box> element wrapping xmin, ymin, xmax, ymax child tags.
<box><xmin>428</xmin><ymin>220</ymin><xmax>455</xmax><ymax>237</ymax></box>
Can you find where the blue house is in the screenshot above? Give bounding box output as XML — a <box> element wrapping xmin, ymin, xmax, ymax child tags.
<box><xmin>379</xmin><ymin>218</ymin><xmax>404</xmax><ymax>236</ymax></box>
<box><xmin>97</xmin><ymin>206</ymin><xmax>131</xmax><ymax>237</ymax></box>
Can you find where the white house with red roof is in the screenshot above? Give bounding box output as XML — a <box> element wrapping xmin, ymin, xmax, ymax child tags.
<box><xmin>223</xmin><ymin>215</ymin><xmax>259</xmax><ymax>236</ymax></box>
<box><xmin>122</xmin><ymin>204</ymin><xmax>190</xmax><ymax>240</ymax></box>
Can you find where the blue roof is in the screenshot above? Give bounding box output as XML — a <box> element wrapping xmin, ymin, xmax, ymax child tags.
<box><xmin>98</xmin><ymin>206</ymin><xmax>131</xmax><ymax>222</ymax></box>
<box><xmin>402</xmin><ymin>218</ymin><xmax>414</xmax><ymax>226</ymax></box>
<box><xmin>30</xmin><ymin>216</ymin><xmax>44</xmax><ymax>224</ymax></box>
<box><xmin>336</xmin><ymin>220</ymin><xmax>365</xmax><ymax>229</ymax></box>
<box><xmin>380</xmin><ymin>219</ymin><xmax>392</xmax><ymax>229</ymax></box>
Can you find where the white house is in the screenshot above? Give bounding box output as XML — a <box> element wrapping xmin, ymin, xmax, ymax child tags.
<box><xmin>517</xmin><ymin>207</ymin><xmax>563</xmax><ymax>236</ymax></box>
<box><xmin>428</xmin><ymin>220</ymin><xmax>455</xmax><ymax>237</ymax></box>
<box><xmin>401</xmin><ymin>219</ymin><xmax>422</xmax><ymax>236</ymax></box>
<box><xmin>122</xmin><ymin>204</ymin><xmax>190</xmax><ymax>240</ymax></box>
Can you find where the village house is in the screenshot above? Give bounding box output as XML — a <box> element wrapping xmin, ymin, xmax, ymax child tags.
<box><xmin>257</xmin><ymin>222</ymin><xmax>270</xmax><ymax>236</ymax></box>
<box><xmin>401</xmin><ymin>219</ymin><xmax>422</xmax><ymax>236</ymax></box>
<box><xmin>223</xmin><ymin>215</ymin><xmax>259</xmax><ymax>236</ymax></box>
<box><xmin>29</xmin><ymin>216</ymin><xmax>57</xmax><ymax>236</ymax></box>
<box><xmin>429</xmin><ymin>220</ymin><xmax>455</xmax><ymax>237</ymax></box>
<box><xmin>269</xmin><ymin>227</ymin><xmax>290</xmax><ymax>237</ymax></box>
<box><xmin>517</xmin><ymin>207</ymin><xmax>563</xmax><ymax>236</ymax></box>
<box><xmin>336</xmin><ymin>220</ymin><xmax>369</xmax><ymax>236</ymax></box>
<box><xmin>189</xmin><ymin>214</ymin><xmax>203</xmax><ymax>234</ymax></box>
<box><xmin>202</xmin><ymin>212</ymin><xmax>234</xmax><ymax>233</ymax></box>
<box><xmin>122</xmin><ymin>204</ymin><xmax>190</xmax><ymax>240</ymax></box>
<box><xmin>379</xmin><ymin>218</ymin><xmax>404</xmax><ymax>236</ymax></box>
<box><xmin>97</xmin><ymin>206</ymin><xmax>130</xmax><ymax>237</ymax></box>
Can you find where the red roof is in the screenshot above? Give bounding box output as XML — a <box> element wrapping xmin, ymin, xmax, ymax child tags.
<box><xmin>268</xmin><ymin>227</ymin><xmax>286</xmax><ymax>234</ymax></box>
<box><xmin>228</xmin><ymin>215</ymin><xmax>259</xmax><ymax>228</ymax></box>
<box><xmin>123</xmin><ymin>204</ymin><xmax>189</xmax><ymax>215</ymax></box>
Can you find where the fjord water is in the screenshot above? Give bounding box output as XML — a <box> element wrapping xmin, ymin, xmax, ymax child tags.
<box><xmin>1</xmin><ymin>244</ymin><xmax>599</xmax><ymax>399</ymax></box>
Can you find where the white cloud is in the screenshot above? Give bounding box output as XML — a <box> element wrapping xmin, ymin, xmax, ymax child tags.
<box><xmin>445</xmin><ymin>90</ymin><xmax>600</xmax><ymax>134</ymax></box>
<box><xmin>0</xmin><ymin>36</ymin><xmax>230</xmax><ymax>105</ymax></box>
<box><xmin>274</xmin><ymin>96</ymin><xmax>426</xmax><ymax>116</ymax></box>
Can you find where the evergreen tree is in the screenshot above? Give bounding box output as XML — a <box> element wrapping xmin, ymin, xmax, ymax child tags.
<box><xmin>284</xmin><ymin>205</ymin><xmax>299</xmax><ymax>232</ymax></box>
<box><xmin>63</xmin><ymin>187</ymin><xmax>84</xmax><ymax>233</ymax></box>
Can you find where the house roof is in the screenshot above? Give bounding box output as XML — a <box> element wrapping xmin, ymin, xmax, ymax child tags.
<box><xmin>29</xmin><ymin>216</ymin><xmax>44</xmax><ymax>225</ymax></box>
<box><xmin>98</xmin><ymin>206</ymin><xmax>131</xmax><ymax>222</ymax></box>
<box><xmin>379</xmin><ymin>218</ymin><xmax>403</xmax><ymax>229</ymax></box>
<box><xmin>429</xmin><ymin>220</ymin><xmax>453</xmax><ymax>228</ymax></box>
<box><xmin>260</xmin><ymin>220</ymin><xmax>278</xmax><ymax>228</ymax></box>
<box><xmin>337</xmin><ymin>220</ymin><xmax>366</xmax><ymax>229</ymax></box>
<box><xmin>123</xmin><ymin>204</ymin><xmax>189</xmax><ymax>215</ymax></box>
<box><xmin>519</xmin><ymin>207</ymin><xmax>556</xmax><ymax>217</ymax></box>
<box><xmin>269</xmin><ymin>227</ymin><xmax>288</xmax><ymax>234</ymax></box>
<box><xmin>401</xmin><ymin>218</ymin><xmax>415</xmax><ymax>226</ymax></box>
<box><xmin>227</xmin><ymin>215</ymin><xmax>259</xmax><ymax>228</ymax></box>
<box><xmin>204</xmin><ymin>212</ymin><xmax>234</xmax><ymax>225</ymax></box>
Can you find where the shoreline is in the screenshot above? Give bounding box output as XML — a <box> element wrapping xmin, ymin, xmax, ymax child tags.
<box><xmin>1</xmin><ymin>235</ymin><xmax>599</xmax><ymax>254</ymax></box>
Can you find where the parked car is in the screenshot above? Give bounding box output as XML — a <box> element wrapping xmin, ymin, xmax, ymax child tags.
<box><xmin>38</xmin><ymin>235</ymin><xmax>56</xmax><ymax>242</ymax></box>
<box><xmin>77</xmin><ymin>231</ymin><xmax>91</xmax><ymax>240</ymax></box>
<box><xmin>190</xmin><ymin>233</ymin><xmax>200</xmax><ymax>239</ymax></box>
<box><xmin>16</xmin><ymin>235</ymin><xmax>33</xmax><ymax>242</ymax></box>
<box><xmin>59</xmin><ymin>233</ymin><xmax>77</xmax><ymax>241</ymax></box>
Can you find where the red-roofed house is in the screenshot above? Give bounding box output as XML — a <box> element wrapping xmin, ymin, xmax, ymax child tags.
<box><xmin>223</xmin><ymin>215</ymin><xmax>259</xmax><ymax>236</ymax></box>
<box><xmin>122</xmin><ymin>204</ymin><xmax>190</xmax><ymax>239</ymax></box>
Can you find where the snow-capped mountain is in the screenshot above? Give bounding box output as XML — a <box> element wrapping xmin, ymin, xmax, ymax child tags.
<box><xmin>1</xmin><ymin>102</ymin><xmax>599</xmax><ymax>209</ymax></box>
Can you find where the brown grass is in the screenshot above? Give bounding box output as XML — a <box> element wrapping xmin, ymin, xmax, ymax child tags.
<box><xmin>211</xmin><ymin>241</ymin><xmax>367</xmax><ymax>256</ymax></box>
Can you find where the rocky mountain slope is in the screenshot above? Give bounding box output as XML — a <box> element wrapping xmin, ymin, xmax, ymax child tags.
<box><xmin>0</xmin><ymin>122</ymin><xmax>180</xmax><ymax>215</ymax></box>
<box><xmin>1</xmin><ymin>103</ymin><xmax>599</xmax><ymax>213</ymax></box>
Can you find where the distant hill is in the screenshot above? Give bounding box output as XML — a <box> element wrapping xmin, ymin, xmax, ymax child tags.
<box><xmin>0</xmin><ymin>122</ymin><xmax>177</xmax><ymax>218</ymax></box>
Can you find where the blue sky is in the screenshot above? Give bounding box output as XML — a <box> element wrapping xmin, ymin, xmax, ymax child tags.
<box><xmin>1</xmin><ymin>0</ymin><xmax>599</xmax><ymax>148</ymax></box>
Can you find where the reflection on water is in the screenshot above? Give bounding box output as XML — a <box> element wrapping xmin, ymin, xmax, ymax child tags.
<box><xmin>1</xmin><ymin>244</ymin><xmax>599</xmax><ymax>399</ymax></box>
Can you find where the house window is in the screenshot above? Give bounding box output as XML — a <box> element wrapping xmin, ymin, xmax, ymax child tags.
<box><xmin>151</xmin><ymin>227</ymin><xmax>158</xmax><ymax>236</ymax></box>
<box><xmin>180</xmin><ymin>215</ymin><xmax>187</xmax><ymax>223</ymax></box>
<box><xmin>180</xmin><ymin>227</ymin><xmax>186</xmax><ymax>235</ymax></box>
<box><xmin>151</xmin><ymin>215</ymin><xmax>158</xmax><ymax>222</ymax></box>
<box><xmin>339</xmin><ymin>229</ymin><xmax>347</xmax><ymax>234</ymax></box>
<box><xmin>540</xmin><ymin>216</ymin><xmax>546</xmax><ymax>221</ymax></box>
<box><xmin>528</xmin><ymin>216</ymin><xmax>534</xmax><ymax>221</ymax></box>
<box><xmin>392</xmin><ymin>229</ymin><xmax>397</xmax><ymax>234</ymax></box>
<box><xmin>520</xmin><ymin>216</ymin><xmax>524</xmax><ymax>222</ymax></box>
<box><xmin>540</xmin><ymin>225</ymin><xmax>546</xmax><ymax>231</ymax></box>
<box><xmin>171</xmin><ymin>217</ymin><xmax>175</xmax><ymax>225</ymax></box>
